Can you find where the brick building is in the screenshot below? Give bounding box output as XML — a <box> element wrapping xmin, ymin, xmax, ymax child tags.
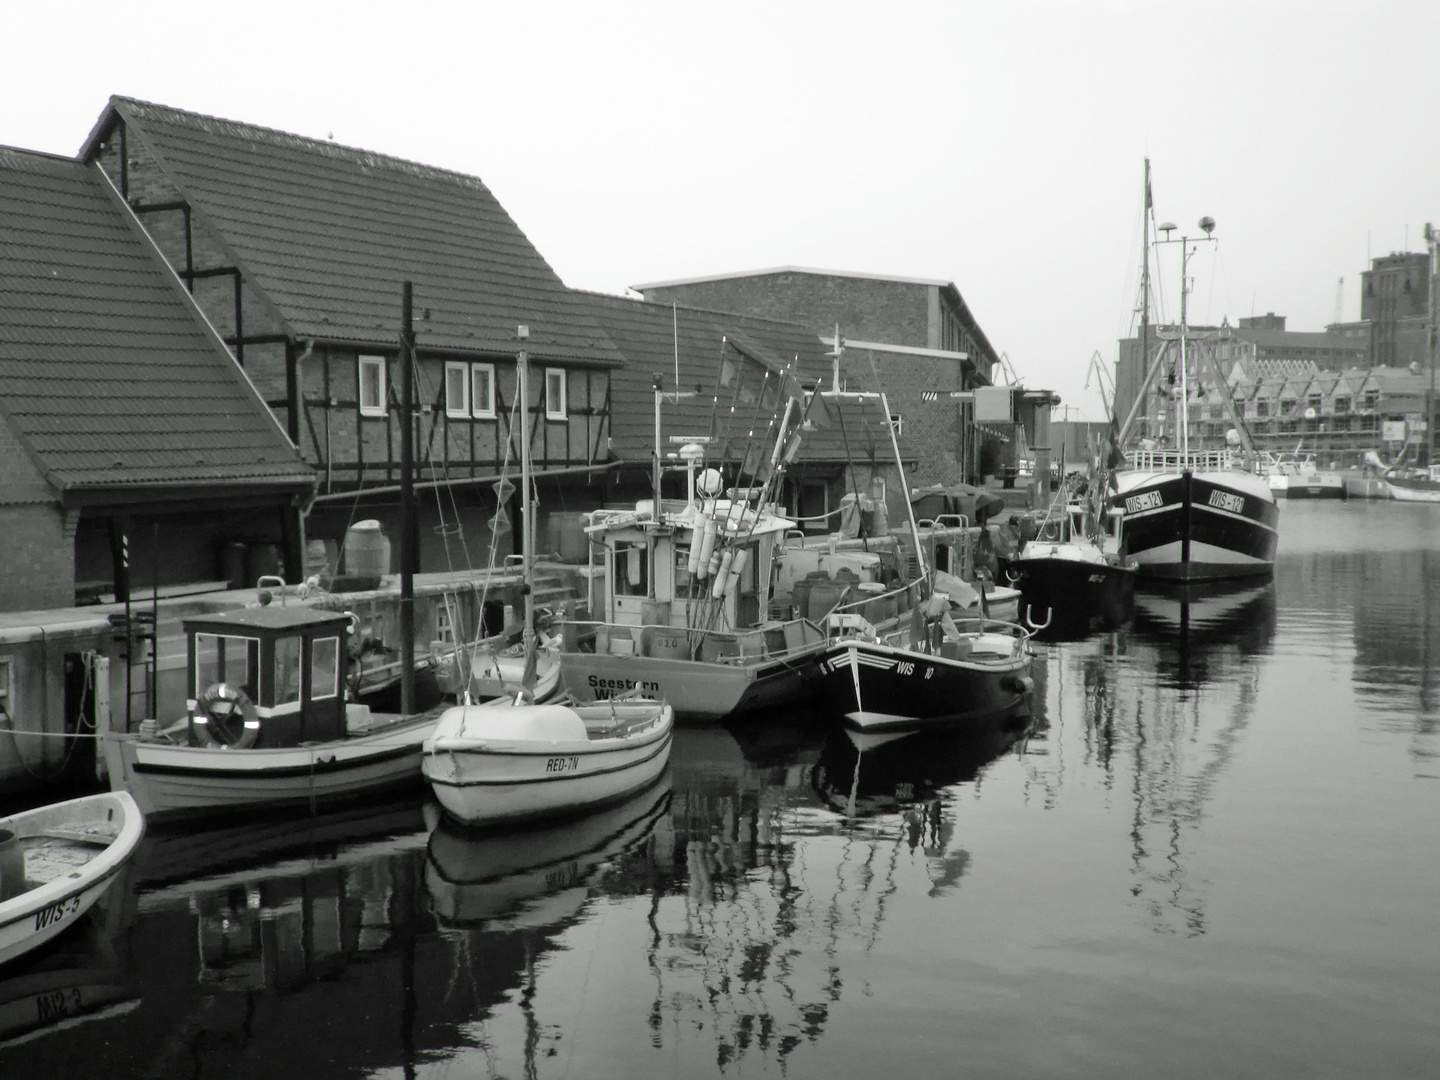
<box><xmin>1327</xmin><ymin>250</ymin><xmax>1437</xmax><ymax>369</ymax></box>
<box><xmin>0</xmin><ymin>146</ymin><xmax>313</xmax><ymax>612</ymax></box>
<box><xmin>633</xmin><ymin>267</ymin><xmax>1002</xmax><ymax>487</ymax></box>
<box><xmin>79</xmin><ymin>97</ymin><xmax>625</xmax><ymax>576</ymax></box>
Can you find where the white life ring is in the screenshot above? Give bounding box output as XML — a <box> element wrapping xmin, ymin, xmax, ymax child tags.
<box><xmin>192</xmin><ymin>683</ymin><xmax>260</xmax><ymax>749</ymax></box>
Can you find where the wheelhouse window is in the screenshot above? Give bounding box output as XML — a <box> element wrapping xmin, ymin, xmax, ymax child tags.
<box><xmin>445</xmin><ymin>362</ymin><xmax>469</xmax><ymax>418</ymax></box>
<box><xmin>311</xmin><ymin>636</ymin><xmax>340</xmax><ymax>701</ymax></box>
<box><xmin>545</xmin><ymin>368</ymin><xmax>567</xmax><ymax>420</ymax></box>
<box><xmin>359</xmin><ymin>355</ymin><xmax>387</xmax><ymax>417</ymax></box>
<box><xmin>0</xmin><ymin>657</ymin><xmax>12</xmax><ymax>721</ymax></box>
<box><xmin>613</xmin><ymin>540</ymin><xmax>648</xmax><ymax>597</ymax></box>
<box><xmin>274</xmin><ymin>636</ymin><xmax>302</xmax><ymax>706</ymax></box>
<box><xmin>195</xmin><ymin>633</ymin><xmax>260</xmax><ymax>702</ymax></box>
<box><xmin>472</xmin><ymin>363</ymin><xmax>496</xmax><ymax>418</ymax></box>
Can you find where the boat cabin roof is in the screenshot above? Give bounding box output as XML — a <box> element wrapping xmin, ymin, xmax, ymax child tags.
<box><xmin>183</xmin><ymin>606</ymin><xmax>351</xmax><ymax>636</ymax></box>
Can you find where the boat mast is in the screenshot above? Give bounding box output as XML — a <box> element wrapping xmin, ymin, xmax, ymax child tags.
<box><xmin>1140</xmin><ymin>159</ymin><xmax>1151</xmax><ymax>451</ymax></box>
<box><xmin>400</xmin><ymin>282</ymin><xmax>416</xmax><ymax>716</ymax></box>
<box><xmin>1179</xmin><ymin>234</ymin><xmax>1190</xmax><ymax>457</ymax></box>
<box><xmin>1428</xmin><ymin>223</ymin><xmax>1437</xmax><ymax>468</ymax></box>
<box><xmin>516</xmin><ymin>325</ymin><xmax>537</xmax><ymax>697</ymax></box>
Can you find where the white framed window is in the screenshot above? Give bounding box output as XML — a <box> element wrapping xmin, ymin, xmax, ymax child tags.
<box><xmin>472</xmin><ymin>363</ymin><xmax>496</xmax><ymax>419</ymax></box>
<box><xmin>310</xmin><ymin>636</ymin><xmax>339</xmax><ymax>701</ymax></box>
<box><xmin>445</xmin><ymin>362</ymin><xmax>469</xmax><ymax>418</ymax></box>
<box><xmin>358</xmin><ymin>355</ymin><xmax>387</xmax><ymax>417</ymax></box>
<box><xmin>889</xmin><ymin>413</ymin><xmax>904</xmax><ymax>437</ymax></box>
<box><xmin>545</xmin><ymin>368</ymin><xmax>567</xmax><ymax>420</ymax></box>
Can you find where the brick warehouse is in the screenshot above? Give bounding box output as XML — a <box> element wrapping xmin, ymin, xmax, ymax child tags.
<box><xmin>634</xmin><ymin>266</ymin><xmax>1005</xmax><ymax>487</ymax></box>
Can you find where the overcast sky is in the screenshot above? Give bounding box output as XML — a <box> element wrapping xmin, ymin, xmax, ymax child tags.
<box><xmin>5</xmin><ymin>0</ymin><xmax>1436</xmax><ymax>421</ymax></box>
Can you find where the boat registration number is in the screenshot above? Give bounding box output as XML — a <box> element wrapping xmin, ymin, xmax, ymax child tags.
<box><xmin>1208</xmin><ymin>490</ymin><xmax>1245</xmax><ymax>514</ymax></box>
<box><xmin>34</xmin><ymin>895</ymin><xmax>82</xmax><ymax>932</ymax></box>
<box><xmin>546</xmin><ymin>756</ymin><xmax>580</xmax><ymax>773</ymax></box>
<box><xmin>1125</xmin><ymin>491</ymin><xmax>1164</xmax><ymax>514</ymax></box>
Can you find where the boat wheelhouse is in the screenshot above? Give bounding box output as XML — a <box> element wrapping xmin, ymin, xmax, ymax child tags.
<box><xmin>102</xmin><ymin>606</ymin><xmax>440</xmax><ymax>820</ymax></box>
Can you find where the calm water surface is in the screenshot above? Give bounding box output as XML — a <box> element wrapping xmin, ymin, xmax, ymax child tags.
<box><xmin>4</xmin><ymin>500</ymin><xmax>1438</xmax><ymax>1078</ymax></box>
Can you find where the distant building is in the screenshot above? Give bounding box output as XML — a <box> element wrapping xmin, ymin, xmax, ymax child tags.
<box><xmin>1328</xmin><ymin>250</ymin><xmax>1436</xmax><ymax>369</ymax></box>
<box><xmin>633</xmin><ymin>267</ymin><xmax>1003</xmax><ymax>486</ymax></box>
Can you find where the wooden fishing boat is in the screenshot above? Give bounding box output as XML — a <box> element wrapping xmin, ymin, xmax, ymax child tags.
<box><xmin>101</xmin><ymin>607</ymin><xmax>440</xmax><ymax>821</ymax></box>
<box><xmin>1108</xmin><ymin>163</ymin><xmax>1279</xmax><ymax>581</ymax></box>
<box><xmin>814</xmin><ymin>618</ymin><xmax>1033</xmax><ymax>731</ymax></box>
<box><xmin>0</xmin><ymin>792</ymin><xmax>144</xmax><ymax>967</ymax></box>
<box><xmin>1001</xmin><ymin>499</ymin><xmax>1136</xmax><ymax>631</ymax></box>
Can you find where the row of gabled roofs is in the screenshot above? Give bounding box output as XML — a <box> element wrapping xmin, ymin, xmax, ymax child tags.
<box><xmin>2</xmin><ymin>96</ymin><xmax>933</xmax><ymax>509</ymax></box>
<box><xmin>1201</xmin><ymin>360</ymin><xmax>1433</xmax><ymax>412</ymax></box>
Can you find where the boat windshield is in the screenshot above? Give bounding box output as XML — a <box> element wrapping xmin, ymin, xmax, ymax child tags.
<box><xmin>194</xmin><ymin>633</ymin><xmax>260</xmax><ymax>701</ymax></box>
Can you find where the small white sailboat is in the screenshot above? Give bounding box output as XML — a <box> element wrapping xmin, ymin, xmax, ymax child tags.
<box><xmin>422</xmin><ymin>329</ymin><xmax>673</xmax><ymax>829</ymax></box>
<box><xmin>0</xmin><ymin>792</ymin><xmax>144</xmax><ymax>967</ymax></box>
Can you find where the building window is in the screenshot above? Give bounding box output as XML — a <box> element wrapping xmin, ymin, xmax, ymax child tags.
<box><xmin>1333</xmin><ymin>396</ymin><xmax>1350</xmax><ymax>414</ymax></box>
<box><xmin>472</xmin><ymin>363</ymin><xmax>496</xmax><ymax>418</ymax></box>
<box><xmin>545</xmin><ymin>368</ymin><xmax>567</xmax><ymax>420</ymax></box>
<box><xmin>359</xmin><ymin>355</ymin><xmax>387</xmax><ymax>417</ymax></box>
<box><xmin>1256</xmin><ymin>400</ymin><xmax>1270</xmax><ymax>418</ymax></box>
<box><xmin>1307</xmin><ymin>394</ymin><xmax>1323</xmax><ymax>413</ymax></box>
<box><xmin>1364</xmin><ymin>390</ymin><xmax>1379</xmax><ymax>410</ymax></box>
<box><xmin>445</xmin><ymin>362</ymin><xmax>469</xmax><ymax>418</ymax></box>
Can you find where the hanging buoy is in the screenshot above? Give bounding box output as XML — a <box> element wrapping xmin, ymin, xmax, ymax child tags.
<box><xmin>696</xmin><ymin>515</ymin><xmax>718</xmax><ymax>579</ymax></box>
<box><xmin>723</xmin><ymin>548</ymin><xmax>749</xmax><ymax>597</ymax></box>
<box><xmin>711</xmin><ymin>549</ymin><xmax>735</xmax><ymax>599</ymax></box>
<box><xmin>687</xmin><ymin>512</ymin><xmax>710</xmax><ymax>574</ymax></box>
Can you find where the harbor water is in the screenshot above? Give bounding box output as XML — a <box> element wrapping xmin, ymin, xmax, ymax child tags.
<box><xmin>3</xmin><ymin>500</ymin><xmax>1438</xmax><ymax>1077</ymax></box>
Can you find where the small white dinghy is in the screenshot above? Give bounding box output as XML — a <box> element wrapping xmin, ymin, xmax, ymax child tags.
<box><xmin>422</xmin><ymin>697</ymin><xmax>674</xmax><ymax>829</ymax></box>
<box><xmin>0</xmin><ymin>792</ymin><xmax>144</xmax><ymax>967</ymax></box>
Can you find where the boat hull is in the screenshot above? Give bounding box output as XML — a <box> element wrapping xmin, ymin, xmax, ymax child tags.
<box><xmin>1383</xmin><ymin>474</ymin><xmax>1440</xmax><ymax>502</ymax></box>
<box><xmin>0</xmin><ymin>792</ymin><xmax>144</xmax><ymax>967</ymax></box>
<box><xmin>102</xmin><ymin>715</ymin><xmax>438</xmax><ymax>821</ymax></box>
<box><xmin>422</xmin><ymin>710</ymin><xmax>673</xmax><ymax>828</ymax></box>
<box><xmin>558</xmin><ymin>648</ymin><xmax>824</xmax><ymax>721</ymax></box>
<box><xmin>1112</xmin><ymin>468</ymin><xmax>1278</xmax><ymax>581</ymax></box>
<box><xmin>1001</xmin><ymin>545</ymin><xmax>1136</xmax><ymax>630</ymax></box>
<box><xmin>814</xmin><ymin>638</ymin><xmax>1032</xmax><ymax>730</ymax></box>
<box><xmin>1269</xmin><ymin>473</ymin><xmax>1346</xmax><ymax>499</ymax></box>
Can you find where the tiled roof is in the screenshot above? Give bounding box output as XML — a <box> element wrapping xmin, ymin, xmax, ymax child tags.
<box><xmin>575</xmin><ymin>291</ymin><xmax>914</xmax><ymax>465</ymax></box>
<box><xmin>85</xmin><ymin>97</ymin><xmax>622</xmax><ymax>366</ymax></box>
<box><xmin>0</xmin><ymin>147</ymin><xmax>314</xmax><ymax>495</ymax></box>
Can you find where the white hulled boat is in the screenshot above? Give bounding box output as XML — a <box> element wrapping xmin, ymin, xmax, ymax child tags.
<box><xmin>0</xmin><ymin>792</ymin><xmax>144</xmax><ymax>966</ymax></box>
<box><xmin>422</xmin><ymin>329</ymin><xmax>673</xmax><ymax>829</ymax></box>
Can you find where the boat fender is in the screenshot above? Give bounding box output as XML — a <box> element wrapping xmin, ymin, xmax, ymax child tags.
<box><xmin>1001</xmin><ymin>674</ymin><xmax>1035</xmax><ymax>698</ymax></box>
<box><xmin>723</xmin><ymin>549</ymin><xmax>749</xmax><ymax>597</ymax></box>
<box><xmin>696</xmin><ymin>515</ymin><xmax>718</xmax><ymax>578</ymax></box>
<box><xmin>688</xmin><ymin>512</ymin><xmax>711</xmax><ymax>574</ymax></box>
<box><xmin>711</xmin><ymin>549</ymin><xmax>735</xmax><ymax>599</ymax></box>
<box><xmin>192</xmin><ymin>682</ymin><xmax>260</xmax><ymax>749</ymax></box>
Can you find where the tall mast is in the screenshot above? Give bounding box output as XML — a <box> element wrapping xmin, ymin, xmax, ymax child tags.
<box><xmin>1140</xmin><ymin>158</ymin><xmax>1151</xmax><ymax>445</ymax></box>
<box><xmin>1179</xmin><ymin>233</ymin><xmax>1190</xmax><ymax>457</ymax></box>
<box><xmin>516</xmin><ymin>325</ymin><xmax>537</xmax><ymax>696</ymax></box>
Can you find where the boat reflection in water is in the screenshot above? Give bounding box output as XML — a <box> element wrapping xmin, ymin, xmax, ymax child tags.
<box><xmin>424</xmin><ymin>775</ymin><xmax>673</xmax><ymax>930</ymax></box>
<box><xmin>0</xmin><ymin>883</ymin><xmax>137</xmax><ymax>1049</ymax></box>
<box><xmin>1131</xmin><ymin>578</ymin><xmax>1277</xmax><ymax>689</ymax></box>
<box><xmin>811</xmin><ymin>709</ymin><xmax>1034</xmax><ymax>819</ymax></box>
